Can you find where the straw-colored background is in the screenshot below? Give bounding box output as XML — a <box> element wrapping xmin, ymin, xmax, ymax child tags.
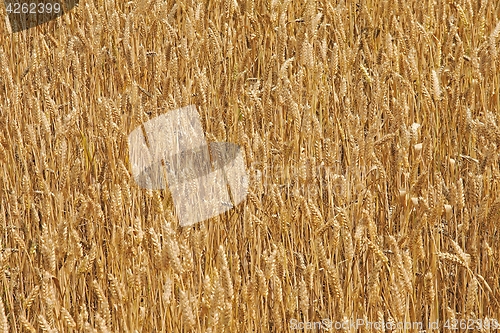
<box><xmin>1</xmin><ymin>0</ymin><xmax>500</xmax><ymax>331</ymax></box>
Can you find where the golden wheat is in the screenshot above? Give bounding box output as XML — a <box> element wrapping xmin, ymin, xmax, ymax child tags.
<box><xmin>1</xmin><ymin>0</ymin><xmax>500</xmax><ymax>332</ymax></box>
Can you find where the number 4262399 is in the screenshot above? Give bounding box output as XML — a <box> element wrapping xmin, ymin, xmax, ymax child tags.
<box><xmin>6</xmin><ymin>2</ymin><xmax>61</xmax><ymax>14</ymax></box>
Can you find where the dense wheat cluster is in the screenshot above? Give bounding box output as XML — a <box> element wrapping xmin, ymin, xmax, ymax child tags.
<box><xmin>1</xmin><ymin>0</ymin><xmax>500</xmax><ymax>331</ymax></box>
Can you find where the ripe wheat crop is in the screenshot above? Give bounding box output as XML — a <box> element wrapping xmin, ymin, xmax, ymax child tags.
<box><xmin>1</xmin><ymin>0</ymin><xmax>500</xmax><ymax>332</ymax></box>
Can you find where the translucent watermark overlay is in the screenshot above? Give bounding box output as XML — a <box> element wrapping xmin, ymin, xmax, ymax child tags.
<box><xmin>128</xmin><ymin>105</ymin><xmax>248</xmax><ymax>227</ymax></box>
<box><xmin>289</xmin><ymin>318</ymin><xmax>500</xmax><ymax>331</ymax></box>
<box><xmin>289</xmin><ymin>318</ymin><xmax>424</xmax><ymax>331</ymax></box>
<box><xmin>4</xmin><ymin>0</ymin><xmax>79</xmax><ymax>32</ymax></box>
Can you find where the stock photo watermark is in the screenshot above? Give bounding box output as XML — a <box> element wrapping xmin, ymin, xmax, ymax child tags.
<box><xmin>128</xmin><ymin>104</ymin><xmax>350</xmax><ymax>227</ymax></box>
<box><xmin>128</xmin><ymin>105</ymin><xmax>249</xmax><ymax>227</ymax></box>
<box><xmin>290</xmin><ymin>318</ymin><xmax>424</xmax><ymax>331</ymax></box>
<box><xmin>289</xmin><ymin>318</ymin><xmax>500</xmax><ymax>331</ymax></box>
<box><xmin>4</xmin><ymin>0</ymin><xmax>80</xmax><ymax>32</ymax></box>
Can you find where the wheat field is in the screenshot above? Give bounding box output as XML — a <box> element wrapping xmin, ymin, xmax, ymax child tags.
<box><xmin>1</xmin><ymin>0</ymin><xmax>500</xmax><ymax>332</ymax></box>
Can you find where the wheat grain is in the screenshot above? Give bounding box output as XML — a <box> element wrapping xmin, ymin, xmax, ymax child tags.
<box><xmin>19</xmin><ymin>315</ymin><xmax>36</xmax><ymax>333</ymax></box>
<box><xmin>0</xmin><ymin>296</ymin><xmax>7</xmax><ymax>333</ymax></box>
<box><xmin>465</xmin><ymin>277</ymin><xmax>478</xmax><ymax>315</ymax></box>
<box><xmin>180</xmin><ymin>290</ymin><xmax>196</xmax><ymax>330</ymax></box>
<box><xmin>60</xmin><ymin>307</ymin><xmax>76</xmax><ymax>329</ymax></box>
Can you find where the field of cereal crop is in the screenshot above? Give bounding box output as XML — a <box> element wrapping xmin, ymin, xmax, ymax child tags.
<box><xmin>1</xmin><ymin>0</ymin><xmax>500</xmax><ymax>331</ymax></box>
